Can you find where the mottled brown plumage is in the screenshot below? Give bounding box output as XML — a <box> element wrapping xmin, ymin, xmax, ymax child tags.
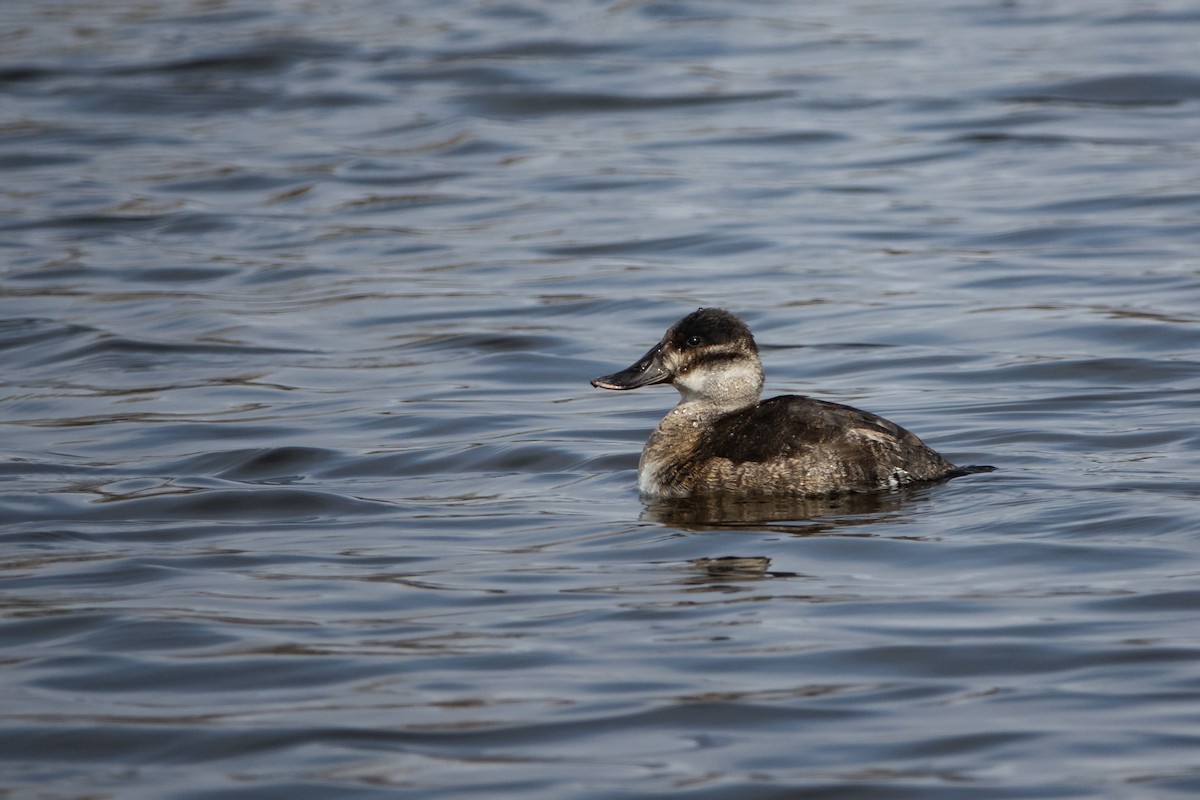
<box><xmin>592</xmin><ymin>308</ymin><xmax>983</xmax><ymax>498</ymax></box>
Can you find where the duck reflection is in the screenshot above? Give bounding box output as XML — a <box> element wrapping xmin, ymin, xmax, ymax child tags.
<box><xmin>685</xmin><ymin>556</ymin><xmax>788</xmax><ymax>584</ymax></box>
<box><xmin>643</xmin><ymin>488</ymin><xmax>924</xmax><ymax>533</ymax></box>
<box><xmin>649</xmin><ymin>489</ymin><xmax>939</xmax><ymax>591</ymax></box>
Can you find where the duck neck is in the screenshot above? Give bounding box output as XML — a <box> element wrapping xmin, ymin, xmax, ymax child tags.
<box><xmin>672</xmin><ymin>356</ymin><xmax>764</xmax><ymax>417</ymax></box>
<box><xmin>638</xmin><ymin>394</ymin><xmax>751</xmax><ymax>498</ymax></box>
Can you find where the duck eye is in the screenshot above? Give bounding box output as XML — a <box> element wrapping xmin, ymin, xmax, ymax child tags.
<box><xmin>685</xmin><ymin>335</ymin><xmax>703</xmax><ymax>347</ymax></box>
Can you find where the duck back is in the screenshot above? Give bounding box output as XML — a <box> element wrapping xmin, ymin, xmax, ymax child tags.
<box><xmin>640</xmin><ymin>395</ymin><xmax>960</xmax><ymax>497</ymax></box>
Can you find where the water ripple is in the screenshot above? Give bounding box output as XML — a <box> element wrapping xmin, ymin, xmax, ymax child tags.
<box><xmin>3</xmin><ymin>2</ymin><xmax>1200</xmax><ymax>800</ymax></box>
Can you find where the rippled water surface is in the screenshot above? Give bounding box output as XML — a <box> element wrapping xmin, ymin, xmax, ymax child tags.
<box><xmin>4</xmin><ymin>1</ymin><xmax>1200</xmax><ymax>797</ymax></box>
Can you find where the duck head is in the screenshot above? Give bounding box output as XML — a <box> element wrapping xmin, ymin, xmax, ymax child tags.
<box><xmin>591</xmin><ymin>308</ymin><xmax>765</xmax><ymax>411</ymax></box>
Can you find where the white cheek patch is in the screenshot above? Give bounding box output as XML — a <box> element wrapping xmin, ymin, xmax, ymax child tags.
<box><xmin>710</xmin><ymin>361</ymin><xmax>762</xmax><ymax>393</ymax></box>
<box><xmin>670</xmin><ymin>352</ymin><xmax>764</xmax><ymax>407</ymax></box>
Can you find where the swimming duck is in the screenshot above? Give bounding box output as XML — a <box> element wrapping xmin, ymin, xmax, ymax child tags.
<box><xmin>591</xmin><ymin>308</ymin><xmax>983</xmax><ymax>498</ymax></box>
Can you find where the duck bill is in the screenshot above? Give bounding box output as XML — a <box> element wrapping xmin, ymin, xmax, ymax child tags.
<box><xmin>591</xmin><ymin>344</ymin><xmax>671</xmax><ymax>390</ymax></box>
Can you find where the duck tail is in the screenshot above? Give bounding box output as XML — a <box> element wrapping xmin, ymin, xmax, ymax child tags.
<box><xmin>950</xmin><ymin>464</ymin><xmax>997</xmax><ymax>477</ymax></box>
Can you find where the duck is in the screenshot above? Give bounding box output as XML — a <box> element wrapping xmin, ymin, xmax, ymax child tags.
<box><xmin>591</xmin><ymin>308</ymin><xmax>987</xmax><ymax>498</ymax></box>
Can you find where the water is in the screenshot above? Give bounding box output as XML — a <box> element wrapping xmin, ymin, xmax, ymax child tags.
<box><xmin>3</xmin><ymin>1</ymin><xmax>1200</xmax><ymax>797</ymax></box>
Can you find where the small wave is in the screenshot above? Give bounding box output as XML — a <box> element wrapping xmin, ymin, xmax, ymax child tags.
<box><xmin>459</xmin><ymin>89</ymin><xmax>793</xmax><ymax>118</ymax></box>
<box><xmin>1000</xmin><ymin>71</ymin><xmax>1200</xmax><ymax>106</ymax></box>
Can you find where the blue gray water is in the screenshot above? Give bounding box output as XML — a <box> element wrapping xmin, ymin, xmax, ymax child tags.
<box><xmin>3</xmin><ymin>1</ymin><xmax>1200</xmax><ymax>798</ymax></box>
